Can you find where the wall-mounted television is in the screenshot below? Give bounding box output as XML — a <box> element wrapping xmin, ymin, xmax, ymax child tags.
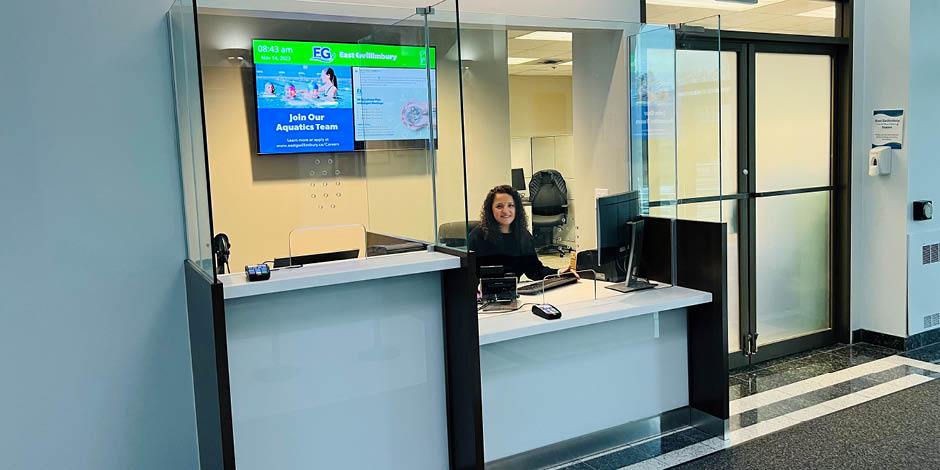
<box><xmin>252</xmin><ymin>39</ymin><xmax>437</xmax><ymax>155</ymax></box>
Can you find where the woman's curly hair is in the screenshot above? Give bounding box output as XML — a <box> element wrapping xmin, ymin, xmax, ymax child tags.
<box><xmin>479</xmin><ymin>185</ymin><xmax>529</xmax><ymax>242</ymax></box>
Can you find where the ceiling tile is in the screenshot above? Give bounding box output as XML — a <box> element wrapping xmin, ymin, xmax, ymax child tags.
<box><xmin>744</xmin><ymin>13</ymin><xmax>826</xmax><ymax>29</ymax></box>
<box><xmin>752</xmin><ymin>0</ymin><xmax>833</xmax><ymax>15</ymax></box>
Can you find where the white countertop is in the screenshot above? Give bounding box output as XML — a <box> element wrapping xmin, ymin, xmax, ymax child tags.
<box><xmin>220</xmin><ymin>250</ymin><xmax>462</xmax><ymax>300</ymax></box>
<box><xmin>478</xmin><ymin>281</ymin><xmax>712</xmax><ymax>345</ymax></box>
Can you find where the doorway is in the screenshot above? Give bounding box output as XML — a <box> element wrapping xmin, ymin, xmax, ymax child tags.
<box><xmin>675</xmin><ymin>35</ymin><xmax>850</xmax><ymax>369</ymax></box>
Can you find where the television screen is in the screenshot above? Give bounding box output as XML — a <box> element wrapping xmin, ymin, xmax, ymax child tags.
<box><xmin>252</xmin><ymin>39</ymin><xmax>437</xmax><ymax>155</ymax></box>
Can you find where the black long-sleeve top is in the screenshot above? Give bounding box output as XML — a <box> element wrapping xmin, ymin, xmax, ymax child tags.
<box><xmin>467</xmin><ymin>226</ymin><xmax>557</xmax><ymax>281</ymax></box>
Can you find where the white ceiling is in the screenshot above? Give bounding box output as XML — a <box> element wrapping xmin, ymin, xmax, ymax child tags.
<box><xmin>645</xmin><ymin>0</ymin><xmax>837</xmax><ymax>36</ymax></box>
<box><xmin>505</xmin><ymin>0</ymin><xmax>837</xmax><ymax>77</ymax></box>
<box><xmin>507</xmin><ymin>29</ymin><xmax>572</xmax><ymax>76</ymax></box>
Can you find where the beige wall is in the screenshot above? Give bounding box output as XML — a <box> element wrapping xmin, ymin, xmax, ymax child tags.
<box><xmin>572</xmin><ymin>30</ymin><xmax>630</xmax><ymax>251</ymax></box>
<box><xmin>200</xmin><ymin>15</ymin><xmax>510</xmax><ymax>267</ymax></box>
<box><xmin>508</xmin><ymin>76</ymin><xmax>577</xmax><ymax>244</ymax></box>
<box><xmin>509</xmin><ymin>75</ymin><xmax>573</xmax><ymax>137</ymax></box>
<box><xmin>449</xmin><ymin>28</ymin><xmax>513</xmax><ymax>224</ymax></box>
<box><xmin>203</xmin><ymin>66</ymin><xmax>378</xmax><ymax>269</ymax></box>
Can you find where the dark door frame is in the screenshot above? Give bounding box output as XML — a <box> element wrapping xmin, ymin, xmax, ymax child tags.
<box><xmin>675</xmin><ymin>22</ymin><xmax>852</xmax><ymax>369</ymax></box>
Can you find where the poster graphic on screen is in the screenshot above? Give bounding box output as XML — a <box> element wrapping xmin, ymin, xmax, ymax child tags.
<box><xmin>255</xmin><ymin>64</ymin><xmax>354</xmax><ymax>153</ymax></box>
<box><xmin>353</xmin><ymin>67</ymin><xmax>437</xmax><ymax>141</ymax></box>
<box><xmin>252</xmin><ymin>39</ymin><xmax>437</xmax><ymax>155</ymax></box>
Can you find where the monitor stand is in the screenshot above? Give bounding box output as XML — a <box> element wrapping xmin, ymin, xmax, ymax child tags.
<box><xmin>605</xmin><ymin>278</ymin><xmax>656</xmax><ymax>293</ymax></box>
<box><xmin>605</xmin><ymin>220</ymin><xmax>656</xmax><ymax>293</ymax></box>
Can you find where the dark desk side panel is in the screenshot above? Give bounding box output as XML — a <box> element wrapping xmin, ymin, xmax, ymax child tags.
<box><xmin>436</xmin><ymin>247</ymin><xmax>485</xmax><ymax>470</ymax></box>
<box><xmin>639</xmin><ymin>216</ymin><xmax>673</xmax><ymax>285</ymax></box>
<box><xmin>676</xmin><ymin>220</ymin><xmax>729</xmax><ymax>421</ymax></box>
<box><xmin>185</xmin><ymin>261</ymin><xmax>236</xmax><ymax>470</ymax></box>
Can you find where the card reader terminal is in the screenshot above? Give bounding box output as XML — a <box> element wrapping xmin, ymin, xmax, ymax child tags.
<box><xmin>532</xmin><ymin>303</ymin><xmax>561</xmax><ymax>320</ymax></box>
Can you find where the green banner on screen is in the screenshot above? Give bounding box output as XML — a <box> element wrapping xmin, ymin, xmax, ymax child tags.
<box><xmin>253</xmin><ymin>40</ymin><xmax>436</xmax><ymax>68</ymax></box>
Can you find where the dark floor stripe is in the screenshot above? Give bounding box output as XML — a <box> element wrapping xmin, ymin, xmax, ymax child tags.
<box><xmin>730</xmin><ymin>364</ymin><xmax>940</xmax><ymax>431</ymax></box>
<box><xmin>730</xmin><ymin>343</ymin><xmax>898</xmax><ymax>399</ymax></box>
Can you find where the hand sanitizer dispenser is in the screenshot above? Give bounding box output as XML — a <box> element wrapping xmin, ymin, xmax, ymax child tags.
<box><xmin>869</xmin><ymin>146</ymin><xmax>892</xmax><ymax>176</ymax></box>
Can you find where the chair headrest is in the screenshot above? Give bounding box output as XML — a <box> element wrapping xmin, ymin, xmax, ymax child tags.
<box><xmin>529</xmin><ymin>170</ymin><xmax>568</xmax><ymax>204</ymax></box>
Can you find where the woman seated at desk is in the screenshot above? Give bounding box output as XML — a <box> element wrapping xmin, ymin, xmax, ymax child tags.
<box><xmin>468</xmin><ymin>185</ymin><xmax>577</xmax><ymax>281</ymax></box>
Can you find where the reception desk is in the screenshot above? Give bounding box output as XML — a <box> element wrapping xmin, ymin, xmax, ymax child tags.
<box><xmin>189</xmin><ymin>250</ymin><xmax>469</xmax><ymax>470</ymax></box>
<box><xmin>184</xmin><ymin>220</ymin><xmax>728</xmax><ymax>470</ymax></box>
<box><xmin>478</xmin><ymin>282</ymin><xmax>713</xmax><ymax>465</ymax></box>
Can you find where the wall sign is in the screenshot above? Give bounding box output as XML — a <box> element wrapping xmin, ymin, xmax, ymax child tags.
<box><xmin>872</xmin><ymin>109</ymin><xmax>904</xmax><ymax>149</ymax></box>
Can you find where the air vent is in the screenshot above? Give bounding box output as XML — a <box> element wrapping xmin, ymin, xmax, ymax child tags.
<box><xmin>923</xmin><ymin>243</ymin><xmax>940</xmax><ymax>265</ymax></box>
<box><xmin>924</xmin><ymin>312</ymin><xmax>940</xmax><ymax>330</ymax></box>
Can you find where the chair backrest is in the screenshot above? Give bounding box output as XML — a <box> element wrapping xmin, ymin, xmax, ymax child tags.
<box><xmin>438</xmin><ymin>220</ymin><xmax>481</xmax><ymax>247</ymax></box>
<box><xmin>529</xmin><ymin>169</ymin><xmax>568</xmax><ymax>215</ymax></box>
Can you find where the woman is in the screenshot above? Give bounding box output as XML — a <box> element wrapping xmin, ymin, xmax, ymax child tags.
<box><xmin>312</xmin><ymin>67</ymin><xmax>338</xmax><ymax>102</ymax></box>
<box><xmin>468</xmin><ymin>185</ymin><xmax>577</xmax><ymax>281</ymax></box>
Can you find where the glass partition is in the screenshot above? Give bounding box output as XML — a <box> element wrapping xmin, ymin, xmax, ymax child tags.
<box><xmin>186</xmin><ymin>0</ymin><xmax>465</xmax><ymax>272</ymax></box>
<box><xmin>176</xmin><ymin>4</ymin><xmax>467</xmax><ymax>469</ymax></box>
<box><xmin>424</xmin><ymin>1</ymin><xmax>471</xmax><ymax>250</ymax></box>
<box><xmin>168</xmin><ymin>0</ymin><xmax>721</xmax><ymax>466</ymax></box>
<box><xmin>631</xmin><ymin>23</ymin><xmax>678</xmax><ymax>219</ymax></box>
<box><xmin>460</xmin><ymin>10</ymin><xmax>692</xmax><ymax>466</ymax></box>
<box><xmin>168</xmin><ymin>0</ymin><xmax>215</xmax><ymax>278</ymax></box>
<box><xmin>668</xmin><ymin>16</ymin><xmax>738</xmax><ymax>354</ymax></box>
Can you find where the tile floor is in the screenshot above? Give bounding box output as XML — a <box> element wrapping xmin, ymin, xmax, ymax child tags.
<box><xmin>551</xmin><ymin>342</ymin><xmax>940</xmax><ymax>470</ymax></box>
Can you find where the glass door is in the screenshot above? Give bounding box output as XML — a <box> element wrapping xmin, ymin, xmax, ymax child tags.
<box><xmin>746</xmin><ymin>44</ymin><xmax>837</xmax><ymax>362</ymax></box>
<box><xmin>675</xmin><ymin>38</ymin><xmax>842</xmax><ymax>368</ymax></box>
<box><xmin>673</xmin><ymin>36</ymin><xmax>749</xmax><ymax>369</ymax></box>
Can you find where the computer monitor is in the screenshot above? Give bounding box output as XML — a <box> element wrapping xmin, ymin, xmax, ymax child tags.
<box><xmin>273</xmin><ymin>249</ymin><xmax>360</xmax><ymax>268</ymax></box>
<box><xmin>511</xmin><ymin>168</ymin><xmax>526</xmax><ymax>192</ymax></box>
<box><xmin>595</xmin><ymin>191</ymin><xmax>654</xmax><ymax>293</ymax></box>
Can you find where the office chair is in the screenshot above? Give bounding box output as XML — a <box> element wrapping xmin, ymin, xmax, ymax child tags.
<box><xmin>528</xmin><ymin>169</ymin><xmax>573</xmax><ymax>256</ymax></box>
<box><xmin>438</xmin><ymin>220</ymin><xmax>480</xmax><ymax>247</ymax></box>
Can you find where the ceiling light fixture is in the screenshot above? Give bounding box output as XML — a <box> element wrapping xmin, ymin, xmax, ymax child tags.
<box><xmin>646</xmin><ymin>0</ymin><xmax>774</xmax><ymax>12</ymax></box>
<box><xmin>797</xmin><ymin>5</ymin><xmax>836</xmax><ymax>18</ymax></box>
<box><xmin>515</xmin><ymin>31</ymin><xmax>572</xmax><ymax>41</ymax></box>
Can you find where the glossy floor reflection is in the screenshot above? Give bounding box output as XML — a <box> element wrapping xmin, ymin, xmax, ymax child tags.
<box><xmin>729</xmin><ymin>343</ymin><xmax>896</xmax><ymax>399</ymax></box>
<box><xmin>554</xmin><ymin>342</ymin><xmax>940</xmax><ymax>470</ymax></box>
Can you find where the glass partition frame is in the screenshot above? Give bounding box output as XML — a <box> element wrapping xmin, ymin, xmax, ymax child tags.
<box><xmin>169</xmin><ymin>0</ymin><xmax>216</xmax><ymax>279</ymax></box>
<box><xmin>171</xmin><ymin>0</ymin><xmax>469</xmax><ymax>273</ymax></box>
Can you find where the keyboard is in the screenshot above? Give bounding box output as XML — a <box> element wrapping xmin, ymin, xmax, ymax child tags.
<box><xmin>517</xmin><ymin>275</ymin><xmax>578</xmax><ymax>296</ymax></box>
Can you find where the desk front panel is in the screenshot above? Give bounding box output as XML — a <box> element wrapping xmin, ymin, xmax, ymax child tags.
<box><xmin>223</xmin><ymin>272</ymin><xmax>449</xmax><ymax>469</ymax></box>
<box><xmin>480</xmin><ymin>308</ymin><xmax>689</xmax><ymax>461</ymax></box>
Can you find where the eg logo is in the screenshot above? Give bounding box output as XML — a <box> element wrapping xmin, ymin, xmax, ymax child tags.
<box><xmin>311</xmin><ymin>46</ymin><xmax>334</xmax><ymax>63</ymax></box>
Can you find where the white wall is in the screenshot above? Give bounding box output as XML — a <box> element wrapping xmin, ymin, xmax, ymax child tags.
<box><xmin>0</xmin><ymin>0</ymin><xmax>198</xmax><ymax>468</ymax></box>
<box><xmin>905</xmin><ymin>0</ymin><xmax>940</xmax><ymax>335</ymax></box>
<box><xmin>852</xmin><ymin>0</ymin><xmax>940</xmax><ymax>339</ymax></box>
<box><xmin>462</xmin><ymin>0</ymin><xmax>639</xmax><ymax>22</ymax></box>
<box><xmin>850</xmin><ymin>0</ymin><xmax>911</xmax><ymax>338</ymax></box>
<box><xmin>906</xmin><ymin>0</ymin><xmax>940</xmax><ymax>237</ymax></box>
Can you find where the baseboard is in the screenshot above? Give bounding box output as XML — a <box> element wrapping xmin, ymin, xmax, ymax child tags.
<box><xmin>485</xmin><ymin>407</ymin><xmax>691</xmax><ymax>470</ymax></box>
<box><xmin>690</xmin><ymin>407</ymin><xmax>726</xmax><ymax>438</ymax></box>
<box><xmin>905</xmin><ymin>327</ymin><xmax>940</xmax><ymax>351</ymax></box>
<box><xmin>853</xmin><ymin>328</ymin><xmax>940</xmax><ymax>351</ymax></box>
<box><xmin>852</xmin><ymin>329</ymin><xmax>906</xmax><ymax>350</ymax></box>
